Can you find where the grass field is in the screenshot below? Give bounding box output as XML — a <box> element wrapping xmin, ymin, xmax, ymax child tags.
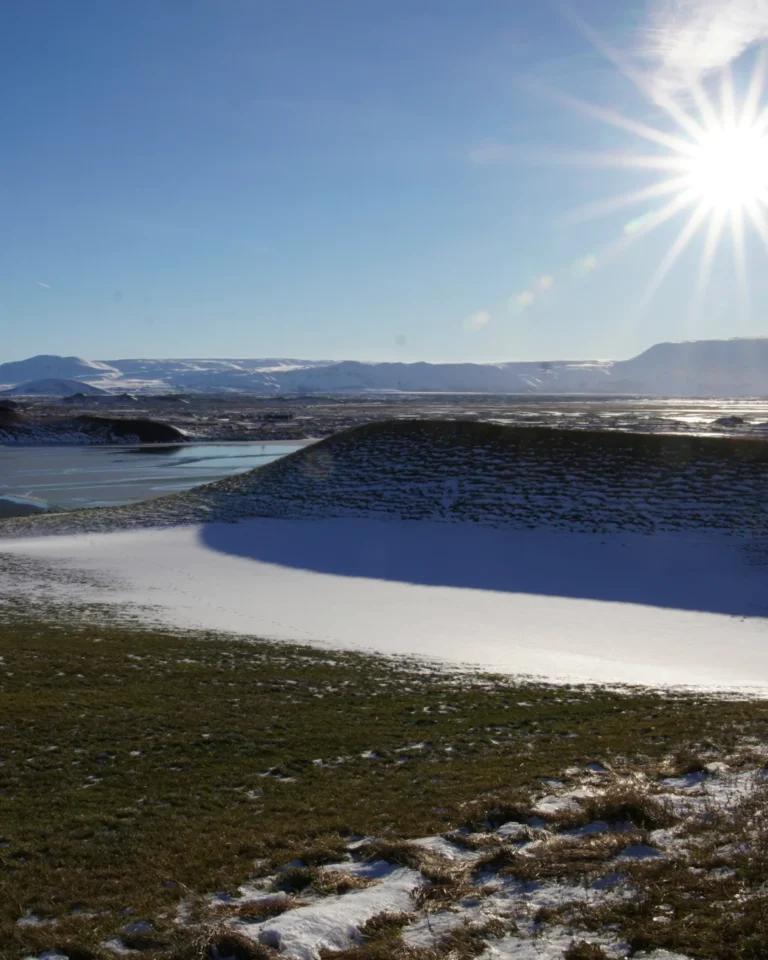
<box><xmin>3</xmin><ymin>610</ymin><xmax>768</xmax><ymax>959</ymax></box>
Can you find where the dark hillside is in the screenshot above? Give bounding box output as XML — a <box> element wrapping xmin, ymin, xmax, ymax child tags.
<box><xmin>2</xmin><ymin>420</ymin><xmax>767</xmax><ymax>537</ymax></box>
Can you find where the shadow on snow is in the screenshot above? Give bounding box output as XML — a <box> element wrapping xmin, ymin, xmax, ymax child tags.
<box><xmin>199</xmin><ymin>517</ymin><xmax>767</xmax><ymax>618</ymax></box>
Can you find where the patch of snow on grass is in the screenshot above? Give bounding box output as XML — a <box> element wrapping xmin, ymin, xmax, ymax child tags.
<box><xmin>233</xmin><ymin>864</ymin><xmax>423</xmax><ymax>959</ymax></box>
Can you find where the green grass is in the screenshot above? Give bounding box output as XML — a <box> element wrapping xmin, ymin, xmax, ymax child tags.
<box><xmin>3</xmin><ymin>616</ymin><xmax>768</xmax><ymax>958</ymax></box>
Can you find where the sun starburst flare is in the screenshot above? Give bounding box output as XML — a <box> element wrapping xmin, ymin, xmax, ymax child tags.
<box><xmin>543</xmin><ymin>12</ymin><xmax>768</xmax><ymax>309</ymax></box>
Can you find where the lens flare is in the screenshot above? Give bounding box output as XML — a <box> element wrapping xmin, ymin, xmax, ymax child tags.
<box><xmin>533</xmin><ymin>9</ymin><xmax>768</xmax><ymax>309</ymax></box>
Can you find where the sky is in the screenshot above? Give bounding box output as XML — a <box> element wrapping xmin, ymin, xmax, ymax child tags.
<box><xmin>2</xmin><ymin>0</ymin><xmax>768</xmax><ymax>363</ymax></box>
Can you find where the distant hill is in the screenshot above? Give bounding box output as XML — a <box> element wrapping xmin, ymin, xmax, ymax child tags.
<box><xmin>2</xmin><ymin>338</ymin><xmax>768</xmax><ymax>396</ymax></box>
<box><xmin>2</xmin><ymin>378</ymin><xmax>108</xmax><ymax>397</ymax></box>
<box><xmin>615</xmin><ymin>337</ymin><xmax>768</xmax><ymax>395</ymax></box>
<box><xmin>0</xmin><ymin>355</ymin><xmax>119</xmax><ymax>386</ymax></box>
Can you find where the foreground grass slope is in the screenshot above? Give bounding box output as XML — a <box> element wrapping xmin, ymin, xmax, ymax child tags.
<box><xmin>3</xmin><ymin>614</ymin><xmax>768</xmax><ymax>958</ymax></box>
<box><xmin>2</xmin><ymin>420</ymin><xmax>768</xmax><ymax>537</ymax></box>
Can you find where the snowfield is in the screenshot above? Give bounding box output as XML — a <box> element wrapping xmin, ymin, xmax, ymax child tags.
<box><xmin>2</xmin><ymin>518</ymin><xmax>767</xmax><ymax>692</ymax></box>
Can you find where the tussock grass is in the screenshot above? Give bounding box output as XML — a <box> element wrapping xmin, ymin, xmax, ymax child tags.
<box><xmin>285</xmin><ymin>842</ymin><xmax>349</xmax><ymax>868</ymax></box>
<box><xmin>319</xmin><ymin>912</ymin><xmax>418</xmax><ymax>960</ymax></box>
<box><xmin>363</xmin><ymin>841</ymin><xmax>430</xmax><ymax>872</ymax></box>
<box><xmin>323</xmin><ymin>918</ymin><xmax>511</xmax><ymax>960</ymax></box>
<box><xmin>557</xmin><ymin>784</ymin><xmax>676</xmax><ymax>832</ymax></box>
<box><xmin>272</xmin><ymin>865</ymin><xmax>376</xmax><ymax>897</ymax></box>
<box><xmin>510</xmin><ymin>830</ymin><xmax>646</xmax><ymax>883</ymax></box>
<box><xmin>563</xmin><ymin>942</ymin><xmax>612</xmax><ymax>960</ymax></box>
<box><xmin>364</xmin><ymin>840</ymin><xmax>475</xmax><ymax>907</ymax></box>
<box><xmin>461</xmin><ymin>797</ymin><xmax>534</xmax><ymax>832</ymax></box>
<box><xmin>662</xmin><ymin>747</ymin><xmax>710</xmax><ymax>777</ymax></box>
<box><xmin>566</xmin><ymin>780</ymin><xmax>768</xmax><ymax>959</ymax></box>
<box><xmin>221</xmin><ymin>898</ymin><xmax>303</xmax><ymax>924</ymax></box>
<box><xmin>472</xmin><ymin>845</ymin><xmax>522</xmax><ymax>877</ymax></box>
<box><xmin>313</xmin><ymin>870</ymin><xmax>379</xmax><ymax>896</ymax></box>
<box><xmin>172</xmin><ymin>927</ymin><xmax>280</xmax><ymax>960</ymax></box>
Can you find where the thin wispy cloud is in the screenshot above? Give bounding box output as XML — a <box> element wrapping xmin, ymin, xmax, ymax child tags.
<box><xmin>642</xmin><ymin>0</ymin><xmax>768</xmax><ymax>82</ymax></box>
<box><xmin>36</xmin><ymin>281</ymin><xmax>51</xmax><ymax>288</ymax></box>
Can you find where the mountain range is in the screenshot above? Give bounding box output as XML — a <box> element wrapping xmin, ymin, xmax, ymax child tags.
<box><xmin>1</xmin><ymin>338</ymin><xmax>767</xmax><ymax>396</ymax></box>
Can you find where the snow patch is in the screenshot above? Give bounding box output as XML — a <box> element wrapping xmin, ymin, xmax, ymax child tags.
<box><xmin>233</xmin><ymin>864</ymin><xmax>422</xmax><ymax>959</ymax></box>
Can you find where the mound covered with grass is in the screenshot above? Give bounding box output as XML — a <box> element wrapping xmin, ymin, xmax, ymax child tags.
<box><xmin>3</xmin><ymin>420</ymin><xmax>768</xmax><ymax>537</ymax></box>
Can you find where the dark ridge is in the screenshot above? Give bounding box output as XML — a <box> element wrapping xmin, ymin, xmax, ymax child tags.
<box><xmin>0</xmin><ymin>406</ymin><xmax>22</xmax><ymax>426</ymax></box>
<box><xmin>71</xmin><ymin>416</ymin><xmax>187</xmax><ymax>443</ymax></box>
<box><xmin>203</xmin><ymin>419</ymin><xmax>768</xmax><ymax>533</ymax></box>
<box><xmin>0</xmin><ymin>415</ymin><xmax>187</xmax><ymax>444</ymax></box>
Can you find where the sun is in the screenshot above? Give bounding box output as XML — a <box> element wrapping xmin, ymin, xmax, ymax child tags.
<box><xmin>541</xmin><ymin>9</ymin><xmax>768</xmax><ymax>306</ymax></box>
<box><xmin>684</xmin><ymin>125</ymin><xmax>768</xmax><ymax>213</ymax></box>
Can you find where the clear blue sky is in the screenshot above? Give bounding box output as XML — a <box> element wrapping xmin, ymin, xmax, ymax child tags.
<box><xmin>2</xmin><ymin>0</ymin><xmax>767</xmax><ymax>362</ymax></box>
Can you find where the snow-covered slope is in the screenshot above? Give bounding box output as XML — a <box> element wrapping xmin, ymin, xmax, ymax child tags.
<box><xmin>0</xmin><ymin>355</ymin><xmax>118</xmax><ymax>386</ymax></box>
<box><xmin>99</xmin><ymin>357</ymin><xmax>334</xmax><ymax>393</ymax></box>
<box><xmin>96</xmin><ymin>356</ymin><xmax>613</xmax><ymax>394</ymax></box>
<box><xmin>615</xmin><ymin>338</ymin><xmax>768</xmax><ymax>395</ymax></box>
<box><xmin>2</xmin><ymin>378</ymin><xmax>108</xmax><ymax>397</ymax></box>
<box><xmin>3</xmin><ymin>337</ymin><xmax>768</xmax><ymax>395</ymax></box>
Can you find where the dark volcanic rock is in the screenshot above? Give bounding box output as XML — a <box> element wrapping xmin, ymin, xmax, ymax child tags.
<box><xmin>73</xmin><ymin>416</ymin><xmax>187</xmax><ymax>443</ymax></box>
<box><xmin>713</xmin><ymin>416</ymin><xmax>746</xmax><ymax>427</ymax></box>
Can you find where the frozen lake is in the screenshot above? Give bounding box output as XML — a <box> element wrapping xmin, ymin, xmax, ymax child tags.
<box><xmin>0</xmin><ymin>441</ymin><xmax>309</xmax><ymax>510</ymax></box>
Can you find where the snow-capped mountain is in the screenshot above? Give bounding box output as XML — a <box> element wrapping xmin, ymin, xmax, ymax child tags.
<box><xmin>0</xmin><ymin>355</ymin><xmax>119</xmax><ymax>384</ymax></box>
<box><xmin>1</xmin><ymin>338</ymin><xmax>767</xmax><ymax>396</ymax></box>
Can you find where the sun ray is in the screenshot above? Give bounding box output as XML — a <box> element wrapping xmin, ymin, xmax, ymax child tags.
<box><xmin>561</xmin><ymin>175</ymin><xmax>693</xmax><ymax>224</ymax></box>
<box><xmin>557</xmin><ymin>151</ymin><xmax>690</xmax><ymax>172</ymax></box>
<box><xmin>745</xmin><ymin>201</ymin><xmax>768</xmax><ymax>258</ymax></box>
<box><xmin>632</xmin><ymin>201</ymin><xmax>710</xmax><ymax>318</ymax></box>
<box><xmin>753</xmin><ymin>104</ymin><xmax>768</xmax><ymax>139</ymax></box>
<box><xmin>741</xmin><ymin>47</ymin><xmax>768</xmax><ymax>128</ymax></box>
<box><xmin>595</xmin><ymin>189</ymin><xmax>699</xmax><ymax>269</ymax></box>
<box><xmin>556</xmin><ymin>1</ymin><xmax>706</xmax><ymax>142</ymax></box>
<box><xmin>622</xmin><ymin>188</ymin><xmax>700</xmax><ymax>239</ymax></box>
<box><xmin>531</xmin><ymin>83</ymin><xmax>700</xmax><ymax>156</ymax></box>
<box><xmin>720</xmin><ymin>65</ymin><xmax>738</xmax><ymax>132</ymax></box>
<box><xmin>696</xmin><ymin>208</ymin><xmax>727</xmax><ymax>298</ymax></box>
<box><xmin>688</xmin><ymin>79</ymin><xmax>722</xmax><ymax>133</ymax></box>
<box><xmin>730</xmin><ymin>206</ymin><xmax>750</xmax><ymax>318</ymax></box>
<box><xmin>490</xmin><ymin>145</ymin><xmax>692</xmax><ymax>172</ymax></box>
